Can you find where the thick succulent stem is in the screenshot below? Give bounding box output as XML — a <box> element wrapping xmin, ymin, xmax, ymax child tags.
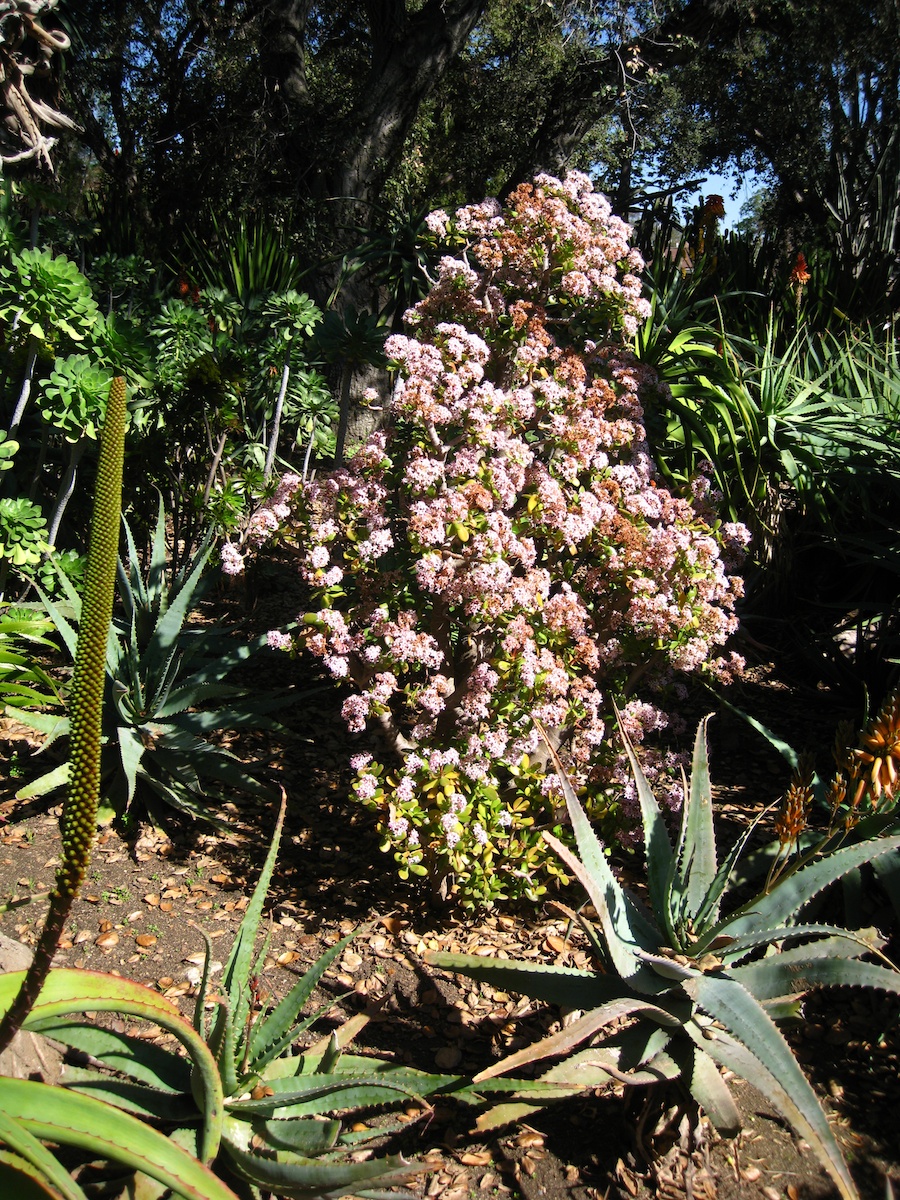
<box><xmin>0</xmin><ymin>376</ymin><xmax>126</xmax><ymax>1054</ymax></box>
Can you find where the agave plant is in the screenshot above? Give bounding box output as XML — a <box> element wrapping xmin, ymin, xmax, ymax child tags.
<box><xmin>428</xmin><ymin>718</ymin><xmax>900</xmax><ymax>1200</ymax></box>
<box><xmin>10</xmin><ymin>499</ymin><xmax>282</xmax><ymax>824</ymax></box>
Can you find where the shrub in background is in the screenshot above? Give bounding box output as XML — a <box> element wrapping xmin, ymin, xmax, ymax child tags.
<box><xmin>287</xmin><ymin>173</ymin><xmax>748</xmax><ymax>906</ymax></box>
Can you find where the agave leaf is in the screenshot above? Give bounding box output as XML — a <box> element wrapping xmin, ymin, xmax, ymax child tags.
<box><xmin>731</xmin><ymin>953</ymin><xmax>900</xmax><ymax>1001</ymax></box>
<box><xmin>543</xmin><ymin>831</ymin><xmax>663</xmax><ymax>992</ymax></box>
<box><xmin>117</xmin><ymin>723</ymin><xmax>146</xmax><ymax>805</ymax></box>
<box><xmin>537</xmin><ymin>728</ymin><xmax>661</xmax><ymax>985</ymax></box>
<box><xmin>718</xmin><ymin>922</ymin><xmax>886</xmax><ymax>966</ymax></box>
<box><xmin>682</xmin><ymin>973</ymin><xmax>856</xmax><ymax>1200</ymax></box>
<box><xmin>142</xmin><ymin>546</ymin><xmax>212</xmax><ymax>707</ymax></box>
<box><xmin>145</xmin><ymin>498</ymin><xmax>169</xmax><ymax>614</ymax></box>
<box><xmin>472</xmin><ymin>997</ymin><xmax>685</xmax><ymax>1083</ymax></box>
<box><xmin>249</xmin><ymin>1117</ymin><xmax>341</xmax><ymax>1155</ymax></box>
<box><xmin>119</xmin><ymin>508</ymin><xmax>149</xmax><ymax>619</ymax></box>
<box><xmin>715</xmin><ymin>834</ymin><xmax>900</xmax><ymax>943</ymax></box>
<box><xmin>249</xmin><ymin>933</ymin><xmax>355</xmax><ymax>1071</ymax></box>
<box><xmin>670</xmin><ymin>717</ymin><xmax>719</xmax><ymax>931</ymax></box>
<box><xmin>0</xmin><ymin>1108</ymin><xmax>88</xmax><ymax>1200</ymax></box>
<box><xmin>229</xmin><ymin>1072</ymin><xmax>432</xmax><ymax>1116</ymax></box>
<box><xmin>15</xmin><ymin>759</ymin><xmax>70</xmax><ymax>799</ymax></box>
<box><xmin>221</xmin><ymin>1139</ymin><xmax>420</xmax><ymax>1200</ymax></box>
<box><xmin>426</xmin><ymin>951</ymin><xmax>635</xmax><ymax>1010</ymax></box>
<box><xmin>689</xmin><ymin>804</ymin><xmax>775</xmax><ymax>940</ymax></box>
<box><xmin>29</xmin><ymin>1017</ymin><xmax>190</xmax><ymax>1092</ymax></box>
<box><xmin>214</xmin><ymin>791</ymin><xmax>286</xmax><ymax>1085</ymax></box>
<box><xmin>31</xmin><ymin>581</ymin><xmax>79</xmax><ymax>661</ymax></box>
<box><xmin>172</xmin><ymin>707</ymin><xmax>284</xmax><ymax>735</ymax></box>
<box><xmin>671</xmin><ymin>1041</ymin><xmax>742</xmax><ymax>1136</ymax></box>
<box><xmin>872</xmin><ymin>848</ymin><xmax>900</xmax><ymax>923</ymax></box>
<box><xmin>0</xmin><ymin>1078</ymin><xmax>238</xmax><ymax>1200</ymax></box>
<box><xmin>616</xmin><ymin>709</ymin><xmax>674</xmax><ymax>942</ymax></box>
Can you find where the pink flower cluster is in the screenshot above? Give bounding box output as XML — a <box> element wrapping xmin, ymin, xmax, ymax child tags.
<box><xmin>288</xmin><ymin>173</ymin><xmax>747</xmax><ymax>904</ymax></box>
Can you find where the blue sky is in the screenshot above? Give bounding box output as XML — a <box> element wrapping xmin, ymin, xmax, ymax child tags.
<box><xmin>682</xmin><ymin>169</ymin><xmax>764</xmax><ymax>230</ymax></box>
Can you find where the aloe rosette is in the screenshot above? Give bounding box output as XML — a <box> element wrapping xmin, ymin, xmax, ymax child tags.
<box><xmin>428</xmin><ymin>717</ymin><xmax>900</xmax><ymax>1200</ymax></box>
<box><xmin>29</xmin><ymin>795</ymin><xmax>571</xmax><ymax>1198</ymax></box>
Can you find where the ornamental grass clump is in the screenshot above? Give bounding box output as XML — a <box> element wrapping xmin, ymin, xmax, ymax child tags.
<box><xmin>289</xmin><ymin>172</ymin><xmax>749</xmax><ymax>906</ymax></box>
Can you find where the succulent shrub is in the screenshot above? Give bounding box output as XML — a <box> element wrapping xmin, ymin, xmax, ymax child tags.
<box><xmin>0</xmin><ymin>497</ymin><xmax>48</xmax><ymax>569</ymax></box>
<box><xmin>428</xmin><ymin>719</ymin><xmax>900</xmax><ymax>1200</ymax></box>
<box><xmin>0</xmin><ymin>246</ymin><xmax>99</xmax><ymax>355</ymax></box>
<box><xmin>284</xmin><ymin>172</ymin><xmax>749</xmax><ymax>906</ymax></box>
<box><xmin>38</xmin><ymin>354</ymin><xmax>115</xmax><ymax>443</ymax></box>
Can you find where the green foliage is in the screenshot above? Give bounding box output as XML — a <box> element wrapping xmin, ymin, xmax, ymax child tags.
<box><xmin>428</xmin><ymin>719</ymin><xmax>900</xmax><ymax>1200</ymax></box>
<box><xmin>0</xmin><ymin>431</ymin><xmax>17</xmax><ymax>471</ymax></box>
<box><xmin>0</xmin><ymin>970</ymin><xmax>239</xmax><ymax>1200</ymax></box>
<box><xmin>0</xmin><ymin>499</ymin><xmax>48</xmax><ymax>568</ymax></box>
<box><xmin>0</xmin><ymin>248</ymin><xmax>99</xmax><ymax>351</ymax></box>
<box><xmin>38</xmin><ymin>355</ymin><xmax>115</xmax><ymax>443</ymax></box>
<box><xmin>186</xmin><ymin>213</ymin><xmax>308</xmax><ymax>302</ymax></box>
<box><xmin>0</xmin><ymin>605</ymin><xmax>64</xmax><ymax>711</ymax></box>
<box><xmin>13</xmin><ymin>500</ymin><xmax>281</xmax><ymax>825</ymax></box>
<box><xmin>14</xmin><ymin>798</ymin><xmax>529</xmax><ymax>1198</ymax></box>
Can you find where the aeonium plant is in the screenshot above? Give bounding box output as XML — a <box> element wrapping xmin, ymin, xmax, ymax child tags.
<box><xmin>282</xmin><ymin>172</ymin><xmax>750</xmax><ymax>906</ymax></box>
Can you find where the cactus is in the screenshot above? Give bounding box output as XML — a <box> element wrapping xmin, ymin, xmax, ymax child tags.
<box><xmin>0</xmin><ymin>376</ymin><xmax>126</xmax><ymax>1054</ymax></box>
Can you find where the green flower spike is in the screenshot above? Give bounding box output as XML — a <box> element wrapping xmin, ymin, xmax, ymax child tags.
<box><xmin>0</xmin><ymin>376</ymin><xmax>126</xmax><ymax>1054</ymax></box>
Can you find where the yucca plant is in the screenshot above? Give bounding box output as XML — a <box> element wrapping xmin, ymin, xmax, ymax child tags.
<box><xmin>428</xmin><ymin>718</ymin><xmax>900</xmax><ymax>1200</ymax></box>
<box><xmin>10</xmin><ymin>498</ymin><xmax>282</xmax><ymax>825</ymax></box>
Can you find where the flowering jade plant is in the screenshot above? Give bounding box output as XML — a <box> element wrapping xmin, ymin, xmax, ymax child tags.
<box><xmin>288</xmin><ymin>172</ymin><xmax>749</xmax><ymax>906</ymax></box>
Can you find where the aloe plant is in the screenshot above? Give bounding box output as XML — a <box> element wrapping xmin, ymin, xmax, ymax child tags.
<box><xmin>25</xmin><ymin>793</ymin><xmax>552</xmax><ymax>1198</ymax></box>
<box><xmin>11</xmin><ymin>498</ymin><xmax>282</xmax><ymax>824</ymax></box>
<box><xmin>428</xmin><ymin>718</ymin><xmax>900</xmax><ymax>1200</ymax></box>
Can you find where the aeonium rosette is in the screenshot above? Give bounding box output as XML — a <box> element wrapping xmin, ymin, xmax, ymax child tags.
<box><xmin>287</xmin><ymin>172</ymin><xmax>748</xmax><ymax>907</ymax></box>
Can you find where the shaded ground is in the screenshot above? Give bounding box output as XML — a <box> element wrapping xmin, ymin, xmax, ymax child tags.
<box><xmin>0</xmin><ymin>570</ymin><xmax>898</xmax><ymax>1200</ymax></box>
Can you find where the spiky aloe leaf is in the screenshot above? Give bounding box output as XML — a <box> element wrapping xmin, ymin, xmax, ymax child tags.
<box><xmin>537</xmin><ymin>728</ymin><xmax>661</xmax><ymax>985</ymax></box>
<box><xmin>683</xmin><ymin>973</ymin><xmax>856</xmax><ymax>1200</ymax></box>
<box><xmin>249</xmin><ymin>933</ymin><xmax>355</xmax><ymax>1071</ymax></box>
<box><xmin>720</xmin><ymin>922</ymin><xmax>886</xmax><ymax>966</ymax></box>
<box><xmin>0</xmin><ymin>376</ymin><xmax>126</xmax><ymax>1056</ymax></box>
<box><xmin>29</xmin><ymin>1016</ymin><xmax>190</xmax><ymax>1092</ymax></box>
<box><xmin>669</xmin><ymin>1041</ymin><xmax>742</xmax><ymax>1136</ymax></box>
<box><xmin>0</xmin><ymin>1078</ymin><xmax>238</xmax><ymax>1200</ymax></box>
<box><xmin>713</xmin><ymin>833</ymin><xmax>900</xmax><ymax>945</ymax></box>
<box><xmin>249</xmin><ymin>1118</ymin><xmax>341</xmax><ymax>1155</ymax></box>
<box><xmin>426</xmin><ymin>952</ymin><xmax>635</xmax><ymax>1010</ymax></box>
<box><xmin>220</xmin><ymin>1138</ymin><xmax>420</xmax><ymax>1200</ymax></box>
<box><xmin>0</xmin><ymin>968</ymin><xmax>224</xmax><ymax>1166</ymax></box>
<box><xmin>670</xmin><ymin>716</ymin><xmax>718</xmax><ymax>932</ymax></box>
<box><xmin>55</xmin><ymin>1069</ymin><xmax>197</xmax><ymax>1121</ymax></box>
<box><xmin>617</xmin><ymin>710</ymin><xmax>675</xmax><ymax>943</ymax></box>
<box><xmin>731</xmin><ymin>952</ymin><xmax>900</xmax><ymax>1001</ymax></box>
<box><xmin>470</xmin><ymin>996</ymin><xmax>685</xmax><ymax>1084</ymax></box>
<box><xmin>0</xmin><ymin>1108</ymin><xmax>88</xmax><ymax>1200</ymax></box>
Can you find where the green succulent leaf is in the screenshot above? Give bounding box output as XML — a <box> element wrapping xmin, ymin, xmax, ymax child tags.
<box><xmin>0</xmin><ymin>1107</ymin><xmax>88</xmax><ymax>1200</ymax></box>
<box><xmin>220</xmin><ymin>1138</ymin><xmax>418</xmax><ymax>1200</ymax></box>
<box><xmin>0</xmin><ymin>1078</ymin><xmax>237</xmax><ymax>1200</ymax></box>
<box><xmin>713</xmin><ymin>833</ymin><xmax>900</xmax><ymax>946</ymax></box>
<box><xmin>682</xmin><ymin>973</ymin><xmax>856</xmax><ymax>1199</ymax></box>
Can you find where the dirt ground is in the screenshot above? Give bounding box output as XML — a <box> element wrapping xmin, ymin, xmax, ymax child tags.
<box><xmin>1</xmin><ymin>572</ymin><xmax>899</xmax><ymax>1200</ymax></box>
